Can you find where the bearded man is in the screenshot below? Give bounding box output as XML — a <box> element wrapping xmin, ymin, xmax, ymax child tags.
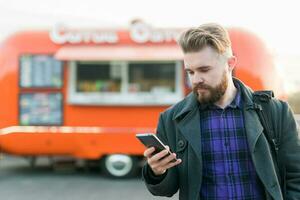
<box><xmin>142</xmin><ymin>23</ymin><xmax>300</xmax><ymax>200</ymax></box>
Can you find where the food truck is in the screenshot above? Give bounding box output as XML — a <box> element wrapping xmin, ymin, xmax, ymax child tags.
<box><xmin>0</xmin><ymin>21</ymin><xmax>285</xmax><ymax>177</ymax></box>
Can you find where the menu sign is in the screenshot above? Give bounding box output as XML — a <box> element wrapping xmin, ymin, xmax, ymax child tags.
<box><xmin>20</xmin><ymin>55</ymin><xmax>63</xmax><ymax>88</ymax></box>
<box><xmin>19</xmin><ymin>93</ymin><xmax>62</xmax><ymax>125</ymax></box>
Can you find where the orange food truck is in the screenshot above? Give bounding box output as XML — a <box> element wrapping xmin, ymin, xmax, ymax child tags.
<box><xmin>0</xmin><ymin>21</ymin><xmax>285</xmax><ymax>177</ymax></box>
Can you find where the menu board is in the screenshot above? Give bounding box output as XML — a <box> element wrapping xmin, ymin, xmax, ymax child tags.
<box><xmin>20</xmin><ymin>55</ymin><xmax>63</xmax><ymax>88</ymax></box>
<box><xmin>19</xmin><ymin>93</ymin><xmax>62</xmax><ymax>125</ymax></box>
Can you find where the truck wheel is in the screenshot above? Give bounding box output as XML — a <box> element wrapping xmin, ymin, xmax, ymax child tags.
<box><xmin>102</xmin><ymin>154</ymin><xmax>138</xmax><ymax>178</ymax></box>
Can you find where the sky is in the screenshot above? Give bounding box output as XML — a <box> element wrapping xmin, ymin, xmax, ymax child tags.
<box><xmin>0</xmin><ymin>0</ymin><xmax>299</xmax><ymax>56</ymax></box>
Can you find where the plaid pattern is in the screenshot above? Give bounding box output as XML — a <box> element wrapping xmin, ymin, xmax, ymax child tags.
<box><xmin>199</xmin><ymin>88</ymin><xmax>265</xmax><ymax>200</ymax></box>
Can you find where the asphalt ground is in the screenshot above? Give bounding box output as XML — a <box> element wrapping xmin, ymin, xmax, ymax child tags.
<box><xmin>0</xmin><ymin>155</ymin><xmax>178</xmax><ymax>200</ymax></box>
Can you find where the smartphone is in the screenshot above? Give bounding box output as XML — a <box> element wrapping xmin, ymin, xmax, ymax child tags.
<box><xmin>136</xmin><ymin>133</ymin><xmax>177</xmax><ymax>161</ymax></box>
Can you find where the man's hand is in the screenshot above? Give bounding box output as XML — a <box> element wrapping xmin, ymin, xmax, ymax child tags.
<box><xmin>144</xmin><ymin>146</ymin><xmax>182</xmax><ymax>176</ymax></box>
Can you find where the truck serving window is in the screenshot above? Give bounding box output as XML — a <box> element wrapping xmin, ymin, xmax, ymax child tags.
<box><xmin>76</xmin><ymin>62</ymin><xmax>121</xmax><ymax>93</ymax></box>
<box><xmin>68</xmin><ymin>61</ymin><xmax>183</xmax><ymax>105</ymax></box>
<box><xmin>128</xmin><ymin>62</ymin><xmax>175</xmax><ymax>93</ymax></box>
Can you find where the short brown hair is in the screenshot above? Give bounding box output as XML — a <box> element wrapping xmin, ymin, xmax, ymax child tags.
<box><xmin>178</xmin><ymin>23</ymin><xmax>232</xmax><ymax>56</ymax></box>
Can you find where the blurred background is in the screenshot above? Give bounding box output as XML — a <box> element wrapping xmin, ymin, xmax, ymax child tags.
<box><xmin>0</xmin><ymin>0</ymin><xmax>299</xmax><ymax>199</ymax></box>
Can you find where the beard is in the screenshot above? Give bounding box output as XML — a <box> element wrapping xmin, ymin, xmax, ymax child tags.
<box><xmin>193</xmin><ymin>71</ymin><xmax>228</xmax><ymax>104</ymax></box>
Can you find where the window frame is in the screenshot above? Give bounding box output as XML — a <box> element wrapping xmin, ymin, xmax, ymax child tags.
<box><xmin>67</xmin><ymin>60</ymin><xmax>184</xmax><ymax>105</ymax></box>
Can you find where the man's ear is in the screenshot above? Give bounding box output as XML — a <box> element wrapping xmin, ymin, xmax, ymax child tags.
<box><xmin>228</xmin><ymin>56</ymin><xmax>237</xmax><ymax>71</ymax></box>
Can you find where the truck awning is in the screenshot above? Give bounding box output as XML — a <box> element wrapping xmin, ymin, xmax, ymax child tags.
<box><xmin>54</xmin><ymin>45</ymin><xmax>183</xmax><ymax>61</ymax></box>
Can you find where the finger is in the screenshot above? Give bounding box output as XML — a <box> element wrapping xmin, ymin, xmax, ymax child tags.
<box><xmin>154</xmin><ymin>153</ymin><xmax>177</xmax><ymax>167</ymax></box>
<box><xmin>151</xmin><ymin>158</ymin><xmax>182</xmax><ymax>175</ymax></box>
<box><xmin>162</xmin><ymin>158</ymin><xmax>182</xmax><ymax>170</ymax></box>
<box><xmin>148</xmin><ymin>149</ymin><xmax>170</xmax><ymax>166</ymax></box>
<box><xmin>144</xmin><ymin>147</ymin><xmax>155</xmax><ymax>157</ymax></box>
<box><xmin>149</xmin><ymin>149</ymin><xmax>170</xmax><ymax>162</ymax></box>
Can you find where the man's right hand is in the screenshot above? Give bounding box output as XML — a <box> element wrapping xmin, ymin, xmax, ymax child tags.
<box><xmin>144</xmin><ymin>146</ymin><xmax>182</xmax><ymax>176</ymax></box>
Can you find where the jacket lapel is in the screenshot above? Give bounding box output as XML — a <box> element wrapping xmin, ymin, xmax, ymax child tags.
<box><xmin>174</xmin><ymin>93</ymin><xmax>202</xmax><ymax>162</ymax></box>
<box><xmin>244</xmin><ymin>107</ymin><xmax>282</xmax><ymax>199</ymax></box>
<box><xmin>174</xmin><ymin>93</ymin><xmax>203</xmax><ymax>199</ymax></box>
<box><xmin>177</xmin><ymin>108</ymin><xmax>202</xmax><ymax>161</ymax></box>
<box><xmin>243</xmin><ymin>106</ymin><xmax>263</xmax><ymax>153</ymax></box>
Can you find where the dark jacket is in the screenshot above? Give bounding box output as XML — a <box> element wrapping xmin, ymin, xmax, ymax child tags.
<box><xmin>142</xmin><ymin>78</ymin><xmax>300</xmax><ymax>200</ymax></box>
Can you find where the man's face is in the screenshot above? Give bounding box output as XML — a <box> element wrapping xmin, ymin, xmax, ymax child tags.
<box><xmin>184</xmin><ymin>46</ymin><xmax>230</xmax><ymax>104</ymax></box>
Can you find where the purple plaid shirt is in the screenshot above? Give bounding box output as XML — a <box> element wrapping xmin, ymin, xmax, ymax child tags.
<box><xmin>199</xmin><ymin>87</ymin><xmax>265</xmax><ymax>200</ymax></box>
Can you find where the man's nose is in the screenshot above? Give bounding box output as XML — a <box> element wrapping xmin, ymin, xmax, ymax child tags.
<box><xmin>191</xmin><ymin>73</ymin><xmax>204</xmax><ymax>85</ymax></box>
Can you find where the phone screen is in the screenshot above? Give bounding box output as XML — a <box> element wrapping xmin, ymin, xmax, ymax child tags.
<box><xmin>136</xmin><ymin>133</ymin><xmax>177</xmax><ymax>163</ymax></box>
<box><xmin>136</xmin><ymin>133</ymin><xmax>167</xmax><ymax>154</ymax></box>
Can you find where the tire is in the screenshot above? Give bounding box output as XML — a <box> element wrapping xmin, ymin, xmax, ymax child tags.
<box><xmin>101</xmin><ymin>154</ymin><xmax>139</xmax><ymax>178</ymax></box>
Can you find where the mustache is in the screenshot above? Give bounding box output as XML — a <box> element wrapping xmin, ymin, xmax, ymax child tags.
<box><xmin>193</xmin><ymin>83</ymin><xmax>211</xmax><ymax>90</ymax></box>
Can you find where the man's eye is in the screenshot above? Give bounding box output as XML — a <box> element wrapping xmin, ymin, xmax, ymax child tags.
<box><xmin>187</xmin><ymin>71</ymin><xmax>194</xmax><ymax>75</ymax></box>
<box><xmin>200</xmin><ymin>69</ymin><xmax>209</xmax><ymax>72</ymax></box>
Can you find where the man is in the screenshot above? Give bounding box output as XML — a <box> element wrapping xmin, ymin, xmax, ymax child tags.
<box><xmin>142</xmin><ymin>23</ymin><xmax>300</xmax><ymax>200</ymax></box>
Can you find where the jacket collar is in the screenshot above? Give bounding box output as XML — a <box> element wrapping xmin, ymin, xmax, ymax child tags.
<box><xmin>172</xmin><ymin>92</ymin><xmax>199</xmax><ymax>120</ymax></box>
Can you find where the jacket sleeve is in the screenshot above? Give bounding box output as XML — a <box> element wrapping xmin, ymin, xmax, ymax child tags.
<box><xmin>142</xmin><ymin>113</ymin><xmax>179</xmax><ymax>197</ymax></box>
<box><xmin>280</xmin><ymin>102</ymin><xmax>300</xmax><ymax>200</ymax></box>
